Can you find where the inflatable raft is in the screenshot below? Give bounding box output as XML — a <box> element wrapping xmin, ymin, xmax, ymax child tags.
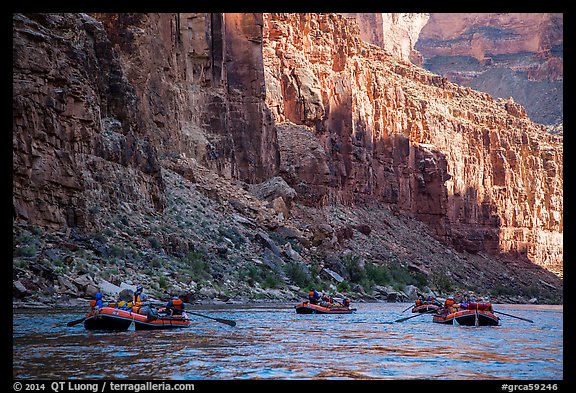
<box><xmin>84</xmin><ymin>307</ymin><xmax>191</xmax><ymax>330</ymax></box>
<box><xmin>433</xmin><ymin>302</ymin><xmax>500</xmax><ymax>326</ymax></box>
<box><xmin>294</xmin><ymin>301</ymin><xmax>356</xmax><ymax>314</ymax></box>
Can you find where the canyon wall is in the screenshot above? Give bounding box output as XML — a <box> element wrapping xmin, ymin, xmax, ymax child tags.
<box><xmin>12</xmin><ymin>13</ymin><xmax>562</xmax><ymax>275</ymax></box>
<box><xmin>262</xmin><ymin>13</ymin><xmax>562</xmax><ymax>273</ymax></box>
<box><xmin>13</xmin><ymin>13</ymin><xmax>165</xmax><ymax>230</ymax></box>
<box><xmin>13</xmin><ymin>13</ymin><xmax>278</xmax><ymax>230</ymax></box>
<box><xmin>342</xmin><ymin>13</ymin><xmax>430</xmax><ymax>65</ymax></box>
<box><xmin>415</xmin><ymin>13</ymin><xmax>563</xmax><ymax>128</ymax></box>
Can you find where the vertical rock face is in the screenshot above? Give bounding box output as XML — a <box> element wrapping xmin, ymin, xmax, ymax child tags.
<box><xmin>13</xmin><ymin>13</ymin><xmax>279</xmax><ymax>230</ymax></box>
<box><xmin>95</xmin><ymin>13</ymin><xmax>279</xmax><ymax>182</ymax></box>
<box><xmin>13</xmin><ymin>13</ymin><xmax>165</xmax><ymax>230</ymax></box>
<box><xmin>415</xmin><ymin>13</ymin><xmax>563</xmax><ymax>128</ymax></box>
<box><xmin>223</xmin><ymin>13</ymin><xmax>279</xmax><ymax>183</ymax></box>
<box><xmin>342</xmin><ymin>13</ymin><xmax>430</xmax><ymax>65</ymax></box>
<box><xmin>262</xmin><ymin>13</ymin><xmax>562</xmax><ymax>273</ymax></box>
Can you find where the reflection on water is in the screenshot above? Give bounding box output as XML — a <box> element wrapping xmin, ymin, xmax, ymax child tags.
<box><xmin>13</xmin><ymin>303</ymin><xmax>562</xmax><ymax>380</ymax></box>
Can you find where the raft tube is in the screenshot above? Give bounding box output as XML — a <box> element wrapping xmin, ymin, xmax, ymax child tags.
<box><xmin>294</xmin><ymin>302</ymin><xmax>356</xmax><ymax>314</ymax></box>
<box><xmin>412</xmin><ymin>304</ymin><xmax>440</xmax><ymax>313</ymax></box>
<box><xmin>432</xmin><ymin>309</ymin><xmax>500</xmax><ymax>326</ymax></box>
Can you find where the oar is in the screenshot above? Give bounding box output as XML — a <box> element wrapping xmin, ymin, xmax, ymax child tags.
<box><xmin>393</xmin><ymin>309</ymin><xmax>437</xmax><ymax>323</ymax></box>
<box><xmin>494</xmin><ymin>310</ymin><xmax>534</xmax><ymax>323</ymax></box>
<box><xmin>152</xmin><ymin>301</ymin><xmax>237</xmax><ymax>327</ymax></box>
<box><xmin>66</xmin><ymin>316</ymin><xmax>88</xmax><ymax>327</ymax></box>
<box><xmin>161</xmin><ymin>302</ymin><xmax>236</xmax><ymax>327</ymax></box>
<box><xmin>186</xmin><ymin>311</ymin><xmax>236</xmax><ymax>327</ymax></box>
<box><xmin>401</xmin><ymin>304</ymin><xmax>414</xmax><ymax>313</ymax></box>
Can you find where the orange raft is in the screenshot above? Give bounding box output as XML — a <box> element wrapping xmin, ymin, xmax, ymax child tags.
<box><xmin>294</xmin><ymin>301</ymin><xmax>356</xmax><ymax>314</ymax></box>
<box><xmin>432</xmin><ymin>302</ymin><xmax>500</xmax><ymax>326</ymax></box>
<box><xmin>84</xmin><ymin>306</ymin><xmax>191</xmax><ymax>331</ymax></box>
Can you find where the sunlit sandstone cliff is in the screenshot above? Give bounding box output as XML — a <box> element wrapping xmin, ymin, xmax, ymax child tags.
<box><xmin>262</xmin><ymin>13</ymin><xmax>562</xmax><ymax>273</ymax></box>
<box><xmin>13</xmin><ymin>13</ymin><xmax>562</xmax><ymax>280</ymax></box>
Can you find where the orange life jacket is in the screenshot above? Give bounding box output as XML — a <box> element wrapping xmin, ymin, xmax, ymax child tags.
<box><xmin>132</xmin><ymin>293</ymin><xmax>143</xmax><ymax>313</ymax></box>
<box><xmin>444</xmin><ymin>298</ymin><xmax>455</xmax><ymax>308</ymax></box>
<box><xmin>170</xmin><ymin>298</ymin><xmax>184</xmax><ymax>310</ymax></box>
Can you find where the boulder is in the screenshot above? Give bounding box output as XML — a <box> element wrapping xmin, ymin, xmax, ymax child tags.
<box><xmin>13</xmin><ymin>280</ymin><xmax>31</xmax><ymax>298</ymax></box>
<box><xmin>249</xmin><ymin>176</ymin><xmax>297</xmax><ymax>209</ymax></box>
<box><xmin>98</xmin><ymin>279</ymin><xmax>123</xmax><ymax>298</ymax></box>
<box><xmin>403</xmin><ymin>284</ymin><xmax>419</xmax><ymax>300</ymax></box>
<box><xmin>255</xmin><ymin>231</ymin><xmax>282</xmax><ymax>257</ymax></box>
<box><xmin>321</xmin><ymin>268</ymin><xmax>345</xmax><ymax>283</ymax></box>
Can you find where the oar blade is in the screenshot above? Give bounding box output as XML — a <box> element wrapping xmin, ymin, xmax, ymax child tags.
<box><xmin>218</xmin><ymin>318</ymin><xmax>236</xmax><ymax>327</ymax></box>
<box><xmin>66</xmin><ymin>317</ymin><xmax>86</xmax><ymax>327</ymax></box>
<box><xmin>187</xmin><ymin>311</ymin><xmax>237</xmax><ymax>327</ymax></box>
<box><xmin>494</xmin><ymin>310</ymin><xmax>534</xmax><ymax>323</ymax></box>
<box><xmin>394</xmin><ymin>314</ymin><xmax>418</xmax><ymax>323</ymax></box>
<box><xmin>394</xmin><ymin>309</ymin><xmax>437</xmax><ymax>323</ymax></box>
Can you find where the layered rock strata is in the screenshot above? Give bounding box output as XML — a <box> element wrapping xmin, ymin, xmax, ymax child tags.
<box><xmin>262</xmin><ymin>13</ymin><xmax>562</xmax><ymax>273</ymax></box>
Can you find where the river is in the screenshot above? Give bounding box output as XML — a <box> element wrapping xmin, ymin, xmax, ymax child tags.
<box><xmin>12</xmin><ymin>302</ymin><xmax>562</xmax><ymax>380</ymax></box>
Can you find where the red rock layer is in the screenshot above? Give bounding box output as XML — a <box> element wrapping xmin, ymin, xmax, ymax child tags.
<box><xmin>415</xmin><ymin>13</ymin><xmax>563</xmax><ymax>127</ymax></box>
<box><xmin>262</xmin><ymin>13</ymin><xmax>562</xmax><ymax>273</ymax></box>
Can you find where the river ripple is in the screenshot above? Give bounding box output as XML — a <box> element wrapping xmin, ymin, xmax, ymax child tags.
<box><xmin>12</xmin><ymin>303</ymin><xmax>562</xmax><ymax>380</ymax></box>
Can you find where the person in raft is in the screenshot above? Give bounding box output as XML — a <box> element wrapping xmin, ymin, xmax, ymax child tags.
<box><xmin>415</xmin><ymin>292</ymin><xmax>425</xmax><ymax>306</ymax></box>
<box><xmin>332</xmin><ymin>297</ymin><xmax>351</xmax><ymax>308</ymax></box>
<box><xmin>132</xmin><ymin>285</ymin><xmax>146</xmax><ymax>314</ymax></box>
<box><xmin>441</xmin><ymin>295</ymin><xmax>459</xmax><ymax>315</ymax></box>
<box><xmin>459</xmin><ymin>293</ymin><xmax>470</xmax><ymax>309</ymax></box>
<box><xmin>308</xmin><ymin>289</ymin><xmax>320</xmax><ymax>305</ymax></box>
<box><xmin>166</xmin><ymin>295</ymin><xmax>185</xmax><ymax>316</ymax></box>
<box><xmin>89</xmin><ymin>291</ymin><xmax>104</xmax><ymax>312</ymax></box>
